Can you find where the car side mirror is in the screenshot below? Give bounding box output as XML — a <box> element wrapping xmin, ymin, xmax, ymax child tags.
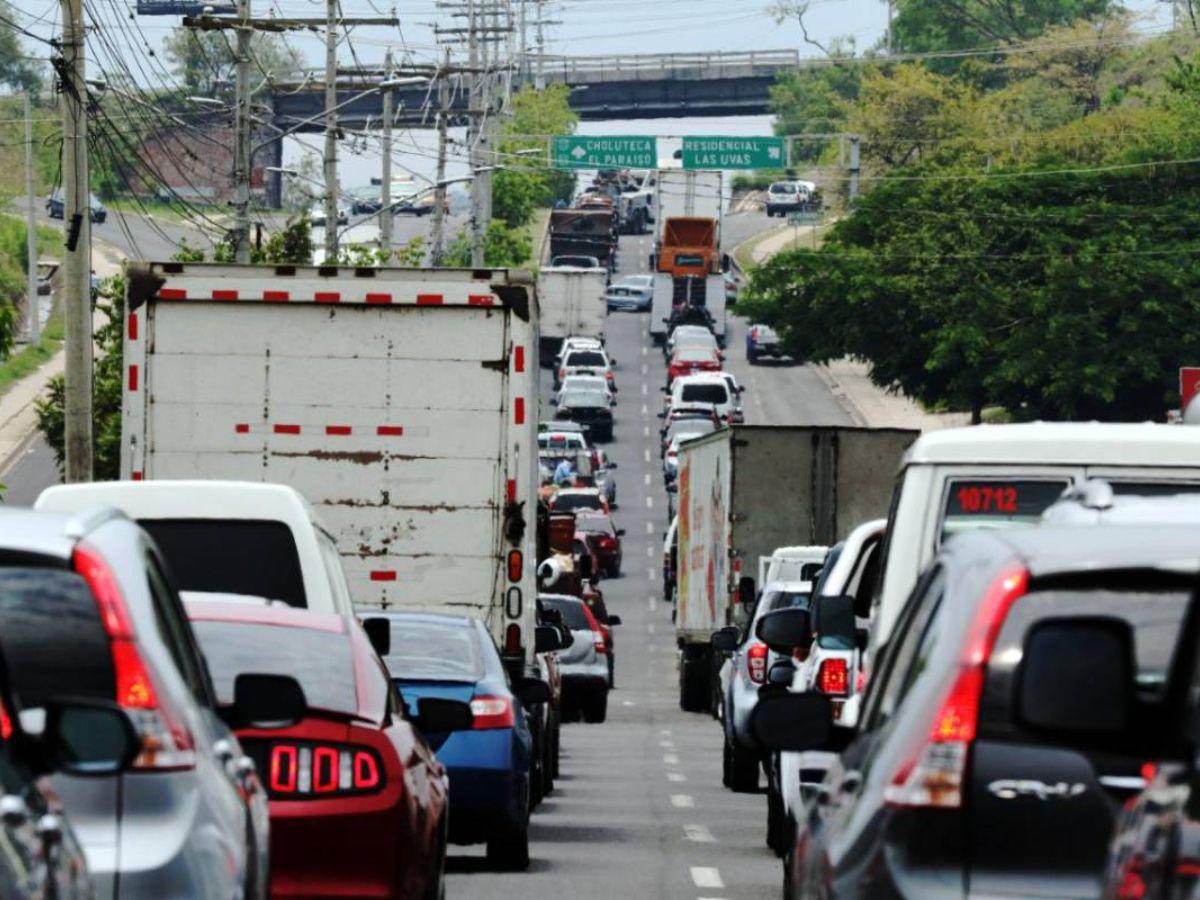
<box><xmin>608</xmin><ymin>462</ymin><xmax>618</xmax><ymax>469</ymax></box>
<box><xmin>767</xmin><ymin>659</ymin><xmax>797</xmax><ymax>687</ymax></box>
<box><xmin>660</xmin><ymin>387</ymin><xmax>670</xmax><ymax>394</ymax></box>
<box><xmin>514</xmin><ymin>677</ymin><xmax>551</xmax><ymax>707</ymax></box>
<box><xmin>610</xmin><ymin>399</ymin><xmax>617</xmax><ymax>407</ymax></box>
<box><xmin>1017</xmin><ymin>618</ymin><xmax>1133</xmax><ymax>735</ymax></box>
<box><xmin>607</xmin><ymin>614</ymin><xmax>622</xmax><ymax>626</ymax></box>
<box><xmin>617</xmin><ymin>528</ymin><xmax>626</xmax><ymax>537</ymax></box>
<box><xmin>535</xmin><ymin>624</ymin><xmax>565</xmax><ymax>653</ymax></box>
<box><xmin>750</xmin><ymin>692</ymin><xmax>833</xmax><ymax>752</ymax></box>
<box><xmin>42</xmin><ymin>701</ymin><xmax>139</xmax><ymax>777</ymax></box>
<box><xmin>229</xmin><ymin>674</ymin><xmax>307</xmax><ymax>729</ymax></box>
<box><xmin>812</xmin><ymin>595</ymin><xmax>856</xmax><ymax>651</ymax></box>
<box><xmin>711</xmin><ymin>626</ymin><xmax>739</xmax><ymax>654</ymax></box>
<box><xmin>361</xmin><ymin>617</ymin><xmax>391</xmax><ymax>657</ymax></box>
<box><xmin>657</xmin><ymin>411</ymin><xmax>666</xmax><ymax>419</ymax></box>
<box><xmin>557</xmin><ymin>624</ymin><xmax>574</xmax><ymax>648</ymax></box>
<box><xmin>756</xmin><ymin>607</ymin><xmax>813</xmax><ymax>654</ymax></box>
<box><xmin>414</xmin><ymin>697</ymin><xmax>474</xmax><ymax>733</ymax></box>
<box><xmin>737</xmin><ymin>575</ymin><xmax>756</xmax><ymax>608</ymax></box>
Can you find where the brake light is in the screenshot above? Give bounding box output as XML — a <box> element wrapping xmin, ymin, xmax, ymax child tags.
<box><xmin>471</xmin><ymin>695</ymin><xmax>515</xmax><ymax>729</ymax></box>
<box><xmin>74</xmin><ymin>544</ymin><xmax>196</xmax><ymax>771</ymax></box>
<box><xmin>504</xmin><ymin>624</ymin><xmax>522</xmax><ymax>656</ymax></box>
<box><xmin>507</xmin><ymin>550</ymin><xmax>523</xmax><ymax>582</ymax></box>
<box><xmin>598</xmin><ymin>536</ymin><xmax>616</xmax><ymax>550</ymax></box>
<box><xmin>0</xmin><ymin>696</ymin><xmax>11</xmax><ymax>740</ymax></box>
<box><xmin>817</xmin><ymin>658</ymin><xmax>849</xmax><ymax>695</ymax></box>
<box><xmin>266</xmin><ymin>742</ymin><xmax>384</xmax><ymax>797</ymax></box>
<box><xmin>884</xmin><ymin>564</ymin><xmax>1028</xmax><ymax>809</ymax></box>
<box><xmin>747</xmin><ymin>641</ymin><xmax>768</xmax><ymax>684</ymax></box>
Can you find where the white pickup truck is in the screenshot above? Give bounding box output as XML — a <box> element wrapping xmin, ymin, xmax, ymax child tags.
<box><xmin>119</xmin><ymin>261</ymin><xmax>541</xmax><ymax>673</ymax></box>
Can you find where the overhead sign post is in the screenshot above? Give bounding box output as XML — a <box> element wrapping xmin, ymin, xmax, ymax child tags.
<box><xmin>681</xmin><ymin>136</ymin><xmax>787</xmax><ymax>170</ymax></box>
<box><xmin>552</xmin><ymin>136</ymin><xmax>658</xmax><ymax>170</ymax></box>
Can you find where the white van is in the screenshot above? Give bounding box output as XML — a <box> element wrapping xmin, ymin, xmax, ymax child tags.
<box><xmin>669</xmin><ymin>373</ymin><xmax>734</xmax><ymax>423</ymax></box>
<box><xmin>36</xmin><ymin>480</ymin><xmax>356</xmax><ymax>615</ymax></box>
<box><xmin>871</xmin><ymin>423</ymin><xmax>1200</xmax><ymax>654</ymax></box>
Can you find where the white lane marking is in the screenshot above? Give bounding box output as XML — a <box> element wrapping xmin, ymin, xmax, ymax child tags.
<box><xmin>670</xmin><ymin>794</ymin><xmax>693</xmax><ymax>808</ymax></box>
<box><xmin>644</xmin><ymin>448</ymin><xmax>651</xmax><ymax>463</ymax></box>
<box><xmin>646</xmin><ymin>496</ymin><xmax>654</xmax><ymax>509</ymax></box>
<box><xmin>641</xmin><ymin>404</ymin><xmax>649</xmax><ymax>415</ymax></box>
<box><xmin>641</xmin><ymin>384</ymin><xmax>648</xmax><ymax>395</ymax></box>
<box><xmin>648</xmin><ymin>623</ymin><xmax>656</xmax><ymax>634</ymax></box>
<box><xmin>649</xmin><ymin>597</ymin><xmax>658</xmax><ymax>612</ymax></box>
<box><xmin>661</xmin><ymin>729</ymin><xmax>673</xmax><ymax>736</ymax></box>
<box><xmin>646</xmin><ymin>545</ymin><xmax>653</xmax><ymax>557</ymax></box>
<box><xmin>659</xmin><ymin>739</ymin><xmax>675</xmax><ymax>748</ymax></box>
<box><xmin>641</xmin><ymin>363</ymin><xmax>648</xmax><ymax>375</ymax></box>
<box><xmin>622</xmin><ymin>700</ymin><xmax>637</xmax><ymax>707</ymax></box>
<box><xmin>663</xmin><ymin>753</ymin><xmax>680</xmax><ymax>765</ymax></box>
<box><xmin>642</xmin><ymin>345</ymin><xmax>648</xmax><ymax>357</ymax></box>
<box><xmin>648</xmin><ymin>566</ymin><xmax>656</xmax><ymax>580</ymax></box>
<box><xmin>644</xmin><ymin>425</ymin><xmax>651</xmax><ymax>438</ymax></box>
<box><xmin>667</xmin><ymin>771</ymin><xmax>687</xmax><ymax>782</ymax></box>
<box><xmin>645</xmin><ymin>473</ymin><xmax>652</xmax><ymax>486</ymax></box>
<box><xmin>684</xmin><ymin>824</ymin><xmax>716</xmax><ymax>843</ymax></box>
<box><xmin>646</xmin><ymin>521</ymin><xmax>654</xmax><ymax>534</ymax></box>
<box><xmin>690</xmin><ymin>868</ymin><xmax>724</xmax><ymax>889</ymax></box>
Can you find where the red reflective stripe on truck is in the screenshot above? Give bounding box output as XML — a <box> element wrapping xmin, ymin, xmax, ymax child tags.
<box><xmin>131</xmin><ymin>471</ymin><xmax>143</xmax><ymax>481</ymax></box>
<box><xmin>314</xmin><ymin>292</ymin><xmax>340</xmax><ymax>304</ymax></box>
<box><xmin>365</xmin><ymin>293</ymin><xmax>392</xmax><ymax>305</ymax></box>
<box><xmin>370</xmin><ymin>571</ymin><xmax>397</xmax><ymax>582</ymax></box>
<box><xmin>514</xmin><ymin>398</ymin><xmax>526</xmax><ymax>425</ymax></box>
<box><xmin>416</xmin><ymin>294</ymin><xmax>444</xmax><ymax>305</ymax></box>
<box><xmin>507</xmin><ymin>479</ymin><xmax>517</xmax><ymax>504</ymax></box>
<box><xmin>468</xmin><ymin>294</ymin><xmax>493</xmax><ymax>306</ymax></box>
<box><xmin>158</xmin><ymin>288</ymin><xmax>187</xmax><ymax>299</ymax></box>
<box><xmin>325</xmin><ymin>425</ymin><xmax>352</xmax><ymax>436</ymax></box>
<box><xmin>212</xmin><ymin>289</ymin><xmax>239</xmax><ymax>301</ymax></box>
<box><xmin>273</xmin><ymin>424</ymin><xmax>301</xmax><ymax>435</ymax></box>
<box><xmin>235</xmin><ymin>423</ymin><xmax>250</xmax><ymax>434</ymax></box>
<box><xmin>127</xmin><ymin>365</ymin><xmax>138</xmax><ymax>392</ymax></box>
<box><xmin>263</xmin><ymin>290</ymin><xmax>290</xmax><ymax>302</ymax></box>
<box><xmin>514</xmin><ymin>346</ymin><xmax>525</xmax><ymax>373</ymax></box>
<box><xmin>127</xmin><ymin>313</ymin><xmax>138</xmax><ymax>341</ymax></box>
<box><xmin>377</xmin><ymin>426</ymin><xmax>404</xmax><ymax>436</ymax></box>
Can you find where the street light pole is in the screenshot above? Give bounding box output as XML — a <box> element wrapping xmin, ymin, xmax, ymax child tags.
<box><xmin>24</xmin><ymin>92</ymin><xmax>38</xmax><ymax>345</ymax></box>
<box><xmin>380</xmin><ymin>48</ymin><xmax>394</xmax><ymax>261</ymax></box>
<box><xmin>232</xmin><ymin>0</ymin><xmax>252</xmax><ymax>263</ymax></box>
<box><xmin>323</xmin><ymin>0</ymin><xmax>340</xmax><ymax>259</ymax></box>
<box><xmin>431</xmin><ymin>47</ymin><xmax>451</xmax><ymax>266</ymax></box>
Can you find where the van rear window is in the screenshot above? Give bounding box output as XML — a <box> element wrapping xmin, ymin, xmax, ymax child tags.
<box><xmin>939</xmin><ymin>479</ymin><xmax>1069</xmax><ymax>542</ymax></box>
<box><xmin>139</xmin><ymin>519</ymin><xmax>307</xmax><ymax>608</ymax></box>
<box><xmin>681</xmin><ymin>384</ymin><xmax>728</xmax><ymax>404</ymax></box>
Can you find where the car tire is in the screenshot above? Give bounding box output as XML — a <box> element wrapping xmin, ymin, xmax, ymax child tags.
<box><xmin>487</xmin><ymin>818</ymin><xmax>531</xmax><ymax>871</ymax></box>
<box><xmin>679</xmin><ymin>656</ymin><xmax>709</xmax><ymax>713</ymax></box>
<box><xmin>582</xmin><ymin>690</ymin><xmax>608</xmax><ymax>723</ymax></box>
<box><xmin>607</xmin><ymin>653</ymin><xmax>615</xmax><ymax>688</ymax></box>
<box><xmin>767</xmin><ymin>784</ymin><xmax>791</xmax><ymax>857</ymax></box>
<box><xmin>726</xmin><ymin>737</ymin><xmax>759</xmax><ymax>794</ymax></box>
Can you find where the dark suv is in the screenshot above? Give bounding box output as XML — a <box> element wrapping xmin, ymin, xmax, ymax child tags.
<box><xmin>754</xmin><ymin>523</ymin><xmax>1200</xmax><ymax>899</ymax></box>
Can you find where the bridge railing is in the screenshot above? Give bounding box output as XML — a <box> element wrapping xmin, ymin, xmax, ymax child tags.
<box><xmin>538</xmin><ymin>50</ymin><xmax>800</xmax><ymax>82</ymax></box>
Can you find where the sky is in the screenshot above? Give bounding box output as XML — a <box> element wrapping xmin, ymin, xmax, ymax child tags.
<box><xmin>8</xmin><ymin>0</ymin><xmax>1176</xmax><ymax>191</ymax></box>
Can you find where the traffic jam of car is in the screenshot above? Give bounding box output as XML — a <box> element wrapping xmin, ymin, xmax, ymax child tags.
<box><xmin>5</xmin><ymin>165</ymin><xmax>1200</xmax><ymax>900</ymax></box>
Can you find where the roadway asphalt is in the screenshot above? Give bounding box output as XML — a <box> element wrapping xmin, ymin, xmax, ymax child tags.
<box><xmin>445</xmin><ymin>214</ymin><xmax>852</xmax><ymax>898</ymax></box>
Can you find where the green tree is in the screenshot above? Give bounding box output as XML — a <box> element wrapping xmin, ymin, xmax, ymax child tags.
<box><xmin>0</xmin><ymin>1</ymin><xmax>43</xmax><ymax>94</ymax></box>
<box><xmin>162</xmin><ymin>27</ymin><xmax>301</xmax><ymax>96</ymax></box>
<box><xmin>891</xmin><ymin>0</ymin><xmax>1111</xmax><ymax>56</ymax></box>
<box><xmin>491</xmin><ymin>84</ymin><xmax>578</xmax><ymax>228</ymax></box>
<box><xmin>443</xmin><ymin>221</ymin><xmax>532</xmax><ymax>268</ymax></box>
<box><xmin>769</xmin><ymin>57</ymin><xmax>862</xmax><ymax>163</ymax></box>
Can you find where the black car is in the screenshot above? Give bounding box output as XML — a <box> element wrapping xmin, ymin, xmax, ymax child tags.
<box><xmin>754</xmin><ymin>523</ymin><xmax>1200</xmax><ymax>899</ymax></box>
<box><xmin>555</xmin><ymin>388</ymin><xmax>614</xmax><ymax>442</ymax></box>
<box><xmin>46</xmin><ymin>189</ymin><xmax>106</xmax><ymax>223</ymax></box>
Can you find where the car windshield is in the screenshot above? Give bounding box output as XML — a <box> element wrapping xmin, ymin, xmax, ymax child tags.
<box><xmin>540</xmin><ymin>597</ymin><xmax>591</xmax><ymax>631</ymax></box>
<box><xmin>565</xmin><ymin>351</ymin><xmax>607</xmax><ymax>367</ymax></box>
<box><xmin>192</xmin><ymin>622</ymin><xmax>357</xmax><ymax>713</ymax></box>
<box><xmin>680</xmin><ymin>384</ymin><xmax>728</xmax><ymax>404</ymax></box>
<box><xmin>383</xmin><ymin>619</ymin><xmax>484</xmax><ymax>682</ymax></box>
<box><xmin>553</xmin><ymin>493</ymin><xmax>604</xmax><ymax>512</ymax></box>
<box><xmin>560</xmin><ymin>390</ymin><xmax>608</xmax><ymax>408</ymax></box>
<box><xmin>761</xmin><ymin>590</ymin><xmax>811</xmax><ymax>613</ymax></box>
<box><xmin>539</xmin><ymin>434</ymin><xmax>585</xmax><ymax>449</ymax></box>
<box><xmin>771</xmin><ymin>184</ymin><xmax>797</xmax><ymax>194</ymax></box>
<box><xmin>139</xmin><ymin>519</ymin><xmax>307</xmax><ymax>608</ymax></box>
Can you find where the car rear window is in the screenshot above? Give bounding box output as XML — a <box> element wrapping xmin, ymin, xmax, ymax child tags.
<box><xmin>192</xmin><ymin>621</ymin><xmax>356</xmax><ymax>713</ymax></box>
<box><xmin>939</xmin><ymin>479</ymin><xmax>1070</xmax><ymax>542</ymax></box>
<box><xmin>541</xmin><ymin>597</ymin><xmax>591</xmax><ymax>631</ymax></box>
<box><xmin>383</xmin><ymin>620</ymin><xmax>484</xmax><ymax>682</ymax></box>
<box><xmin>763</xmin><ymin>590</ymin><xmax>810</xmax><ymax>612</ymax></box>
<box><xmin>1108</xmin><ymin>480</ymin><xmax>1200</xmax><ymax>496</ymax></box>
<box><xmin>575</xmin><ymin>515</ymin><xmax>612</xmax><ymax>534</ymax></box>
<box><xmin>560</xmin><ymin>391</ymin><xmax>608</xmax><ymax>409</ymax></box>
<box><xmin>681</xmin><ymin>384</ymin><xmax>728</xmax><ymax>404</ymax></box>
<box><xmin>553</xmin><ymin>493</ymin><xmax>603</xmax><ymax>512</ymax></box>
<box><xmin>140</xmin><ymin>519</ymin><xmax>307</xmax><ymax>608</ymax></box>
<box><xmin>566</xmin><ymin>351</ymin><xmax>606</xmax><ymax>367</ymax></box>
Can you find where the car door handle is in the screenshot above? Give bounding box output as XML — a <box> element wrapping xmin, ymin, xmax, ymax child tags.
<box><xmin>839</xmin><ymin>771</ymin><xmax>863</xmax><ymax>794</ymax></box>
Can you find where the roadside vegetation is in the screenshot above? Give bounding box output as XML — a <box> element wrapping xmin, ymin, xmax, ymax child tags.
<box><xmin>742</xmin><ymin>0</ymin><xmax>1200</xmax><ymax>422</ymax></box>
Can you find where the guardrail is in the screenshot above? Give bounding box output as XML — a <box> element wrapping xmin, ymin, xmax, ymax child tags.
<box><xmin>538</xmin><ymin>50</ymin><xmax>800</xmax><ymax>82</ymax></box>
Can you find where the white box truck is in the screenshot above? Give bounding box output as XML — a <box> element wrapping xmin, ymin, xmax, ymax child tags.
<box><xmin>121</xmin><ymin>261</ymin><xmax>541</xmax><ymax>671</ymax></box>
<box><xmin>674</xmin><ymin>425</ymin><xmax>919</xmax><ymax>712</ymax></box>
<box><xmin>536</xmin><ymin>266</ymin><xmax>609</xmax><ymax>360</ymax></box>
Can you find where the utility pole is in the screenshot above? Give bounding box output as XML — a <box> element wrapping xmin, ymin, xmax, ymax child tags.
<box><xmin>534</xmin><ymin>0</ymin><xmax>545</xmax><ymax>89</ymax></box>
<box><xmin>324</xmin><ymin>0</ymin><xmax>340</xmax><ymax>260</ymax></box>
<box><xmin>431</xmin><ymin>48</ymin><xmax>451</xmax><ymax>266</ymax></box>
<box><xmin>848</xmin><ymin>135</ymin><xmax>860</xmax><ymax>202</ymax></box>
<box><xmin>24</xmin><ymin>92</ymin><xmax>38</xmax><ymax>345</ymax></box>
<box><xmin>468</xmin><ymin>0</ymin><xmax>486</xmax><ymax>266</ymax></box>
<box><xmin>380</xmin><ymin>48</ymin><xmax>394</xmax><ymax>261</ymax></box>
<box><xmin>517</xmin><ymin>0</ymin><xmax>527</xmax><ymax>85</ymax></box>
<box><xmin>232</xmin><ymin>0</ymin><xmax>252</xmax><ymax>263</ymax></box>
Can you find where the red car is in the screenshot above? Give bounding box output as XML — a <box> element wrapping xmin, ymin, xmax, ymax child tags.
<box><xmin>186</xmin><ymin>598</ymin><xmax>468</xmax><ymax>900</ymax></box>
<box><xmin>575</xmin><ymin>512</ymin><xmax>624</xmax><ymax>577</ymax></box>
<box><xmin>667</xmin><ymin>346</ymin><xmax>721</xmax><ymax>384</ymax></box>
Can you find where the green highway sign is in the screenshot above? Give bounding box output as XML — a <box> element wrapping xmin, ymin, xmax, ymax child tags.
<box><xmin>552</xmin><ymin>136</ymin><xmax>658</xmax><ymax>170</ymax></box>
<box><xmin>681</xmin><ymin>136</ymin><xmax>787</xmax><ymax>170</ymax></box>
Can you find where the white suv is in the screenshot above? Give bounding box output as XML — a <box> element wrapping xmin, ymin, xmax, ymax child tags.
<box><xmin>765</xmin><ymin>180</ymin><xmax>818</xmax><ymax>217</ymax></box>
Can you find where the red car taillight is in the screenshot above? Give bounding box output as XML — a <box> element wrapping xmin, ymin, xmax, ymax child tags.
<box><xmin>470</xmin><ymin>695</ymin><xmax>516</xmax><ymax>730</ymax></box>
<box><xmin>580</xmin><ymin>604</ymin><xmax>607</xmax><ymax>653</ymax></box>
<box><xmin>74</xmin><ymin>544</ymin><xmax>197</xmax><ymax>771</ymax></box>
<box><xmin>747</xmin><ymin>641</ymin><xmax>768</xmax><ymax>684</ymax></box>
<box><xmin>817</xmin><ymin>658</ymin><xmax>849</xmax><ymax>695</ymax></box>
<box><xmin>267</xmin><ymin>741</ymin><xmax>384</xmax><ymax>797</ymax></box>
<box><xmin>598</xmin><ymin>536</ymin><xmax>616</xmax><ymax>550</ymax></box>
<box><xmin>884</xmin><ymin>564</ymin><xmax>1028</xmax><ymax>810</ymax></box>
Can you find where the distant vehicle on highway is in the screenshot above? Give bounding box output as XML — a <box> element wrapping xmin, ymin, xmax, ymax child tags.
<box><xmin>764</xmin><ymin>180</ymin><xmax>818</xmax><ymax>217</ymax></box>
<box><xmin>574</xmin><ymin>511</ymin><xmax>624</xmax><ymax>578</ymax></box>
<box><xmin>46</xmin><ymin>188</ymin><xmax>106</xmax><ymax>223</ymax></box>
<box><xmin>747</xmin><ymin>324</ymin><xmax>784</xmax><ymax>364</ymax></box>
<box><xmin>554</xmin><ymin>386</ymin><xmax>615</xmax><ymax>441</ymax></box>
<box><xmin>539</xmin><ymin>594</ymin><xmax>613</xmax><ymax>723</ymax></box>
<box><xmin>605</xmin><ymin>274</ymin><xmax>655</xmax><ymax>312</ymax></box>
<box><xmin>309</xmin><ymin>202</ymin><xmax>349</xmax><ymax>227</ymax></box>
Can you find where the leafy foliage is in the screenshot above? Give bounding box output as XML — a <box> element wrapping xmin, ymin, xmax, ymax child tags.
<box><xmin>0</xmin><ymin>1</ymin><xmax>42</xmax><ymax>93</ymax></box>
<box><xmin>162</xmin><ymin>27</ymin><xmax>302</xmax><ymax>96</ymax></box>
<box><xmin>443</xmin><ymin>221</ymin><xmax>533</xmax><ymax>268</ymax></box>
<box><xmin>492</xmin><ymin>84</ymin><xmax>578</xmax><ymax>228</ymax></box>
<box><xmin>891</xmin><ymin>0</ymin><xmax>1112</xmax><ymax>58</ymax></box>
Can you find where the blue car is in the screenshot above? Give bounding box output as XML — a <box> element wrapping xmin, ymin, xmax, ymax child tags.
<box><xmin>372</xmin><ymin>612</ymin><xmax>539</xmax><ymax>870</ymax></box>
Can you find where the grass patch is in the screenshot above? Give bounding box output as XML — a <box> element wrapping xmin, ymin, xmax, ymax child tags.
<box><xmin>731</xmin><ymin>224</ymin><xmax>790</xmax><ymax>272</ymax></box>
<box><xmin>107</xmin><ymin>198</ymin><xmax>226</xmax><ymax>227</ymax></box>
<box><xmin>0</xmin><ymin>307</ymin><xmax>64</xmax><ymax>398</ymax></box>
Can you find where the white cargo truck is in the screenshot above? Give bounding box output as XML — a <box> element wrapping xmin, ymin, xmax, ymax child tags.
<box><xmin>674</xmin><ymin>425</ymin><xmax>919</xmax><ymax>713</ymax></box>
<box><xmin>536</xmin><ymin>266</ymin><xmax>609</xmax><ymax>360</ymax></box>
<box><xmin>121</xmin><ymin>261</ymin><xmax>541</xmax><ymax>671</ymax></box>
<box><xmin>655</xmin><ymin>170</ymin><xmax>724</xmax><ymax>238</ymax></box>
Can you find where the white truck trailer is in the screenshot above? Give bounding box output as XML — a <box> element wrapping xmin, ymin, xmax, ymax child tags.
<box><xmin>121</xmin><ymin>262</ymin><xmax>541</xmax><ymax>671</ymax></box>
<box><xmin>674</xmin><ymin>425</ymin><xmax>919</xmax><ymax>713</ymax></box>
<box><xmin>536</xmin><ymin>266</ymin><xmax>609</xmax><ymax>360</ymax></box>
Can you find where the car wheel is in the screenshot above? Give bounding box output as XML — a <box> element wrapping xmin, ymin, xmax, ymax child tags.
<box><xmin>726</xmin><ymin>735</ymin><xmax>759</xmax><ymax>793</ymax></box>
<box><xmin>486</xmin><ymin>817</ymin><xmax>531</xmax><ymax>871</ymax></box>
<box><xmin>607</xmin><ymin>653</ymin><xmax>615</xmax><ymax>688</ymax></box>
<box><xmin>767</xmin><ymin>784</ymin><xmax>791</xmax><ymax>856</ymax></box>
<box><xmin>679</xmin><ymin>656</ymin><xmax>709</xmax><ymax>713</ymax></box>
<box><xmin>582</xmin><ymin>690</ymin><xmax>608</xmax><ymax>723</ymax></box>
